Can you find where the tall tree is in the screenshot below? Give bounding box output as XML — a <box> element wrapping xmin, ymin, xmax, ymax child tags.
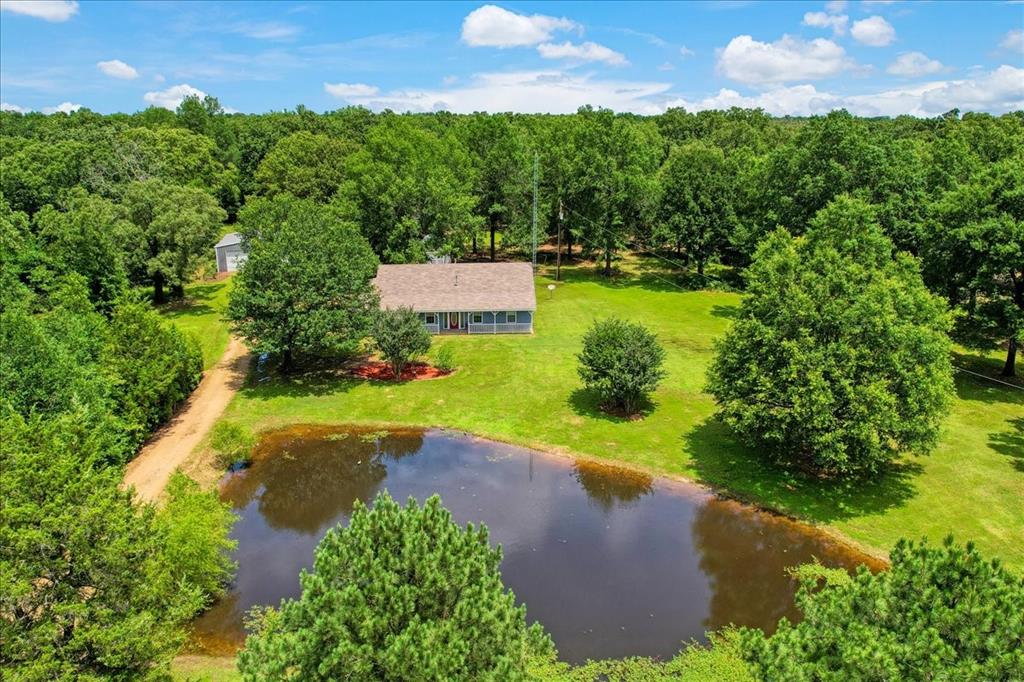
<box><xmin>255</xmin><ymin>130</ymin><xmax>354</xmax><ymax>203</ymax></box>
<box><xmin>335</xmin><ymin>116</ymin><xmax>480</xmax><ymax>263</ymax></box>
<box><xmin>121</xmin><ymin>179</ymin><xmax>226</xmax><ymax>302</ymax></box>
<box><xmin>656</xmin><ymin>141</ymin><xmax>735</xmax><ymax>276</ymax></box>
<box><xmin>927</xmin><ymin>157</ymin><xmax>1023</xmax><ymax>376</ymax></box>
<box><xmin>228</xmin><ymin>195</ymin><xmax>379</xmax><ymax>370</ymax></box>
<box><xmin>707</xmin><ymin>196</ymin><xmax>954</xmax><ymax>476</ymax></box>
<box><xmin>461</xmin><ymin>114</ymin><xmax>531</xmax><ymax>260</ymax></box>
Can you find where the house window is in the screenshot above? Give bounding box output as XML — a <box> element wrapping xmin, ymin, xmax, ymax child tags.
<box><xmin>424</xmin><ymin>313</ymin><xmax>436</xmax><ymax>324</ymax></box>
<box><xmin>472</xmin><ymin>313</ymin><xmax>483</xmax><ymax>324</ymax></box>
<box><xmin>506</xmin><ymin>311</ymin><xmax>517</xmax><ymax>324</ymax></box>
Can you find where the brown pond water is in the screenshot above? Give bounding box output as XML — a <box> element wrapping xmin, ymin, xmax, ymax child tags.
<box><xmin>191</xmin><ymin>426</ymin><xmax>884</xmax><ymax>663</ymax></box>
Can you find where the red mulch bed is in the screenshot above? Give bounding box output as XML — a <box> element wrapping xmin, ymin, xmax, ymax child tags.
<box><xmin>349</xmin><ymin>360</ymin><xmax>451</xmax><ymax>382</ymax></box>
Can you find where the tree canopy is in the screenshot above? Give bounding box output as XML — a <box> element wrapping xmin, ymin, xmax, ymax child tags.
<box><xmin>707</xmin><ymin>196</ymin><xmax>954</xmax><ymax>476</ymax></box>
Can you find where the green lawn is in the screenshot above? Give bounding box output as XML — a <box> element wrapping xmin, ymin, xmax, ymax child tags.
<box><xmin>160</xmin><ymin>278</ymin><xmax>233</xmax><ymax>369</ymax></box>
<box><xmin>178</xmin><ymin>261</ymin><xmax>1022</xmax><ymax>571</ymax></box>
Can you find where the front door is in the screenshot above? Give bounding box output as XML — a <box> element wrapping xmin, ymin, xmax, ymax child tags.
<box><xmin>448</xmin><ymin>312</ymin><xmax>459</xmax><ymax>329</ymax></box>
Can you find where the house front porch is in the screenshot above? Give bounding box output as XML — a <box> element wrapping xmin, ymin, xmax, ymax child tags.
<box><xmin>421</xmin><ymin>310</ymin><xmax>533</xmax><ymax>334</ymax></box>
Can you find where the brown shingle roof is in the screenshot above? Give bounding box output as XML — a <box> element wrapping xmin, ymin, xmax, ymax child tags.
<box><xmin>374</xmin><ymin>262</ymin><xmax>537</xmax><ymax>312</ymax></box>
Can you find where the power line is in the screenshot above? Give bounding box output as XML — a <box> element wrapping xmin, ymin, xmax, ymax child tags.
<box><xmin>952</xmin><ymin>366</ymin><xmax>1024</xmax><ymax>391</ymax></box>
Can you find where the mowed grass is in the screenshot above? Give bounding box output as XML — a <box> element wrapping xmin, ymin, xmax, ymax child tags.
<box><xmin>181</xmin><ymin>261</ymin><xmax>1021</xmax><ymax>571</ymax></box>
<box><xmin>160</xmin><ymin>278</ymin><xmax>233</xmax><ymax>369</ymax></box>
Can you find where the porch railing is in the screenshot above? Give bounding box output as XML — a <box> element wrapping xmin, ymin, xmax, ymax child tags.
<box><xmin>468</xmin><ymin>322</ymin><xmax>532</xmax><ymax>334</ymax></box>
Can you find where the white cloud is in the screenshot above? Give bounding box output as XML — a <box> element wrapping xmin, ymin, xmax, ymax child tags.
<box><xmin>802</xmin><ymin>11</ymin><xmax>848</xmax><ymax>36</ymax></box>
<box><xmin>1000</xmin><ymin>29</ymin><xmax>1024</xmax><ymax>53</ymax></box>
<box><xmin>679</xmin><ymin>45</ymin><xmax>695</xmax><ymax>57</ymax></box>
<box><xmin>666</xmin><ymin>65</ymin><xmax>1023</xmax><ymax>117</ymax></box>
<box><xmin>461</xmin><ymin>5</ymin><xmax>578</xmax><ymax>48</ymax></box>
<box><xmin>442</xmin><ymin>75</ymin><xmax>459</xmax><ymax>86</ymax></box>
<box><xmin>536</xmin><ymin>41</ymin><xmax>628</xmax><ymax>66</ymax></box>
<box><xmin>825</xmin><ymin>0</ymin><xmax>847</xmax><ymax>11</ymax></box>
<box><xmin>717</xmin><ymin>34</ymin><xmax>857</xmax><ymax>85</ymax></box>
<box><xmin>657</xmin><ymin>62</ymin><xmax>676</xmax><ymax>72</ymax></box>
<box><xmin>96</xmin><ymin>59</ymin><xmax>139</xmax><ymax>80</ymax></box>
<box><xmin>886</xmin><ymin>51</ymin><xmax>945</xmax><ymax>77</ymax></box>
<box><xmin>334</xmin><ymin>70</ymin><xmax>671</xmax><ymax>115</ymax></box>
<box><xmin>153</xmin><ymin>73</ymin><xmax>166</xmax><ymax>83</ymax></box>
<box><xmin>230</xmin><ymin>21</ymin><xmax>301</xmax><ymax>40</ymax></box>
<box><xmin>851</xmin><ymin>16</ymin><xmax>895</xmax><ymax>46</ymax></box>
<box><xmin>324</xmin><ymin>82</ymin><xmax>380</xmax><ymax>98</ymax></box>
<box><xmin>142</xmin><ymin>83</ymin><xmax>206</xmax><ymax>109</ymax></box>
<box><xmin>1</xmin><ymin>102</ymin><xmax>30</xmax><ymax>113</ymax></box>
<box><xmin>41</xmin><ymin>101</ymin><xmax>81</xmax><ymax>114</ymax></box>
<box><xmin>0</xmin><ymin>0</ymin><xmax>77</xmax><ymax>22</ymax></box>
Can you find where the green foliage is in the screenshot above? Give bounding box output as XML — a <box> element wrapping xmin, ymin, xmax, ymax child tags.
<box><xmin>255</xmin><ymin>130</ymin><xmax>353</xmax><ymax>202</ymax></box>
<box><xmin>656</xmin><ymin>140</ymin><xmax>735</xmax><ymax>276</ymax></box>
<box><xmin>0</xmin><ymin>410</ymin><xmax>204</xmax><ymax>680</ymax></box>
<box><xmin>153</xmin><ymin>472</ymin><xmax>237</xmax><ymax>600</ymax></box>
<box><xmin>227</xmin><ymin>195</ymin><xmax>379</xmax><ymax>368</ymax></box>
<box><xmin>121</xmin><ymin>179</ymin><xmax>226</xmax><ymax>302</ymax></box>
<box><xmin>742</xmin><ymin>537</ymin><xmax>1024</xmax><ymax>681</ymax></box>
<box><xmin>577</xmin><ymin>317</ymin><xmax>667</xmax><ymax>414</ymax></box>
<box><xmin>210</xmin><ymin>420</ymin><xmax>256</xmax><ymax>469</ymax></box>
<box><xmin>238</xmin><ymin>491</ymin><xmax>552</xmax><ymax>681</ymax></box>
<box><xmin>371</xmin><ymin>306</ymin><xmax>432</xmax><ymax>379</ymax></box>
<box><xmin>527</xmin><ymin>630</ymin><xmax>751</xmax><ymax>681</ymax></box>
<box><xmin>432</xmin><ymin>342</ymin><xmax>456</xmax><ymax>373</ymax></box>
<box><xmin>103</xmin><ymin>295</ymin><xmax>204</xmax><ymax>445</ymax></box>
<box><xmin>708</xmin><ymin>196</ymin><xmax>954</xmax><ymax>476</ymax></box>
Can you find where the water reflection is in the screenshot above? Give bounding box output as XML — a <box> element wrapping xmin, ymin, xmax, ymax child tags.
<box><xmin>191</xmin><ymin>426</ymin><xmax>880</xmax><ymax>664</ymax></box>
<box><xmin>573</xmin><ymin>460</ymin><xmax>654</xmax><ymax>511</ymax></box>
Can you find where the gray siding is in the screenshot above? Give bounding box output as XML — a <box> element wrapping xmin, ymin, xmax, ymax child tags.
<box><xmin>216</xmin><ymin>244</ymin><xmax>247</xmax><ymax>273</ymax></box>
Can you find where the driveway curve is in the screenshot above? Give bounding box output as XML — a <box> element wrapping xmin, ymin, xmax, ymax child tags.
<box><xmin>123</xmin><ymin>337</ymin><xmax>250</xmax><ymax>502</ymax></box>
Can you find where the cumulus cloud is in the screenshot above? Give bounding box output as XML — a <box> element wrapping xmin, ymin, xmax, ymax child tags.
<box><xmin>42</xmin><ymin>101</ymin><xmax>81</xmax><ymax>114</ymax></box>
<box><xmin>1000</xmin><ymin>29</ymin><xmax>1024</xmax><ymax>53</ymax></box>
<box><xmin>143</xmin><ymin>83</ymin><xmax>206</xmax><ymax>109</ymax></box>
<box><xmin>886</xmin><ymin>51</ymin><xmax>945</xmax><ymax>77</ymax></box>
<box><xmin>537</xmin><ymin>41</ymin><xmax>628</xmax><ymax>65</ymax></box>
<box><xmin>333</xmin><ymin>70</ymin><xmax>671</xmax><ymax>115</ymax></box>
<box><xmin>679</xmin><ymin>45</ymin><xmax>695</xmax><ymax>57</ymax></box>
<box><xmin>1</xmin><ymin>102</ymin><xmax>30</xmax><ymax>113</ymax></box>
<box><xmin>324</xmin><ymin>82</ymin><xmax>380</xmax><ymax>98</ymax></box>
<box><xmin>0</xmin><ymin>0</ymin><xmax>77</xmax><ymax>22</ymax></box>
<box><xmin>824</xmin><ymin>0</ymin><xmax>847</xmax><ymax>11</ymax></box>
<box><xmin>97</xmin><ymin>59</ymin><xmax>139</xmax><ymax>80</ymax></box>
<box><xmin>461</xmin><ymin>5</ymin><xmax>578</xmax><ymax>47</ymax></box>
<box><xmin>802</xmin><ymin>11</ymin><xmax>848</xmax><ymax>36</ymax></box>
<box><xmin>851</xmin><ymin>16</ymin><xmax>895</xmax><ymax>47</ymax></box>
<box><xmin>717</xmin><ymin>34</ymin><xmax>857</xmax><ymax>85</ymax></box>
<box><xmin>667</xmin><ymin>65</ymin><xmax>1023</xmax><ymax>117</ymax></box>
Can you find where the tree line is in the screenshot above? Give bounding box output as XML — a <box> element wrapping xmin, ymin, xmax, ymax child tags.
<box><xmin>1</xmin><ymin>100</ymin><xmax>1021</xmax><ymax>373</ymax></box>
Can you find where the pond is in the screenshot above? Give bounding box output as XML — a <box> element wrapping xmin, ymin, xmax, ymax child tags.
<box><xmin>190</xmin><ymin>426</ymin><xmax>883</xmax><ymax>663</ymax></box>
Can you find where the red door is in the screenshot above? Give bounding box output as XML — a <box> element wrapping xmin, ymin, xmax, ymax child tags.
<box><xmin>448</xmin><ymin>312</ymin><xmax>459</xmax><ymax>329</ymax></box>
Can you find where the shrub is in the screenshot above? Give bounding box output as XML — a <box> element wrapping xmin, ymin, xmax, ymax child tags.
<box><xmin>371</xmin><ymin>305</ymin><xmax>432</xmax><ymax>380</ymax></box>
<box><xmin>577</xmin><ymin>318</ymin><xmax>666</xmax><ymax>415</ymax></box>
<box><xmin>210</xmin><ymin>420</ymin><xmax>256</xmax><ymax>469</ymax></box>
<box><xmin>238</xmin><ymin>491</ymin><xmax>552</xmax><ymax>681</ymax></box>
<box><xmin>153</xmin><ymin>472</ymin><xmax>237</xmax><ymax>600</ymax></box>
<box><xmin>433</xmin><ymin>343</ymin><xmax>456</xmax><ymax>373</ymax></box>
<box><xmin>707</xmin><ymin>196</ymin><xmax>953</xmax><ymax>476</ymax></box>
<box><xmin>742</xmin><ymin>536</ymin><xmax>1024</xmax><ymax>680</ymax></box>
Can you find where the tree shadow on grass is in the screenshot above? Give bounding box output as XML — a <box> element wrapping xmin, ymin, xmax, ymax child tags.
<box><xmin>240</xmin><ymin>363</ymin><xmax>360</xmax><ymax>400</ymax></box>
<box><xmin>567</xmin><ymin>387</ymin><xmax>655</xmax><ymax>423</ymax></box>
<box><xmin>709</xmin><ymin>304</ymin><xmax>738</xmax><ymax>320</ymax></box>
<box><xmin>952</xmin><ymin>352</ymin><xmax>1024</xmax><ymax>405</ymax></box>
<box><xmin>683</xmin><ymin>417</ymin><xmax>921</xmax><ymax>524</ymax></box>
<box><xmin>989</xmin><ymin>417</ymin><xmax>1024</xmax><ymax>473</ymax></box>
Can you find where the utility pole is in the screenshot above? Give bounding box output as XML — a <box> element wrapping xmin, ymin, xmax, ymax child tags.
<box><xmin>532</xmin><ymin>151</ymin><xmax>538</xmax><ymax>270</ymax></box>
<box><xmin>556</xmin><ymin>199</ymin><xmax>563</xmax><ymax>281</ymax></box>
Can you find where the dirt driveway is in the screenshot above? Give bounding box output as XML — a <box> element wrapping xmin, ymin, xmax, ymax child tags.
<box><xmin>123</xmin><ymin>337</ymin><xmax>251</xmax><ymax>503</ymax></box>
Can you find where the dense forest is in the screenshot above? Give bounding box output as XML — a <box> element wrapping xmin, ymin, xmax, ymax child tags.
<box><xmin>1</xmin><ymin>99</ymin><xmax>1022</xmax><ymax>678</ymax></box>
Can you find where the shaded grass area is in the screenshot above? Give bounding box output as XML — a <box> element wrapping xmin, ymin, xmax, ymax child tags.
<box><xmin>201</xmin><ymin>261</ymin><xmax>1021</xmax><ymax>571</ymax></box>
<box><xmin>161</xmin><ymin>278</ymin><xmax>233</xmax><ymax>369</ymax></box>
<box><xmin>171</xmin><ymin>655</ymin><xmax>240</xmax><ymax>681</ymax></box>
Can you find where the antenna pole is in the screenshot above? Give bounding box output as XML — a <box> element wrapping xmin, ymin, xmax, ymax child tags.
<box><xmin>556</xmin><ymin>199</ymin><xmax>563</xmax><ymax>282</ymax></box>
<box><xmin>532</xmin><ymin>151</ymin><xmax>538</xmax><ymax>270</ymax></box>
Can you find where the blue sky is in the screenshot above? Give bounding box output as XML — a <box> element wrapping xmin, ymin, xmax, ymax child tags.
<box><xmin>1</xmin><ymin>1</ymin><xmax>1021</xmax><ymax>116</ymax></box>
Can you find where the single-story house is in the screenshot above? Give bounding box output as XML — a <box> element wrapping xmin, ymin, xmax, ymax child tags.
<box><xmin>215</xmin><ymin>232</ymin><xmax>247</xmax><ymax>273</ymax></box>
<box><xmin>374</xmin><ymin>262</ymin><xmax>536</xmax><ymax>334</ymax></box>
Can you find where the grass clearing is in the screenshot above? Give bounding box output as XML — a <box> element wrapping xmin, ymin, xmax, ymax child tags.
<box><xmin>160</xmin><ymin>278</ymin><xmax>233</xmax><ymax>369</ymax></box>
<box><xmin>172</xmin><ymin>260</ymin><xmax>1023</xmax><ymax>571</ymax></box>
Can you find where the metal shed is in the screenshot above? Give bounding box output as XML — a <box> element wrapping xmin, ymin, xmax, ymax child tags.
<box><xmin>214</xmin><ymin>232</ymin><xmax>247</xmax><ymax>273</ymax></box>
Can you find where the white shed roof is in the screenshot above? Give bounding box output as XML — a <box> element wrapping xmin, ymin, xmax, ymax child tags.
<box><xmin>215</xmin><ymin>232</ymin><xmax>242</xmax><ymax>249</ymax></box>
